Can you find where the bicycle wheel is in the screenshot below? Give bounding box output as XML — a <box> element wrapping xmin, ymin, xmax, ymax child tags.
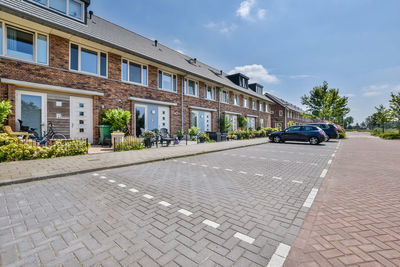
<box><xmin>52</xmin><ymin>133</ymin><xmax>67</xmax><ymax>140</ymax></box>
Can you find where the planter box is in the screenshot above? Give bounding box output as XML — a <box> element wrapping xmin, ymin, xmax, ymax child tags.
<box><xmin>111</xmin><ymin>132</ymin><xmax>125</xmax><ymax>148</ymax></box>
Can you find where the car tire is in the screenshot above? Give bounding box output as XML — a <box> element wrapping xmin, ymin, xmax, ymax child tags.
<box><xmin>273</xmin><ymin>136</ymin><xmax>281</xmax><ymax>143</ymax></box>
<box><xmin>309</xmin><ymin>137</ymin><xmax>319</xmax><ymax>145</ymax></box>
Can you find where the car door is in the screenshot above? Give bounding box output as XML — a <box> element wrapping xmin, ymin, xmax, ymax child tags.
<box><xmin>282</xmin><ymin>126</ymin><xmax>302</xmax><ymax>141</ymax></box>
<box><xmin>299</xmin><ymin>126</ymin><xmax>312</xmax><ymax>141</ymax></box>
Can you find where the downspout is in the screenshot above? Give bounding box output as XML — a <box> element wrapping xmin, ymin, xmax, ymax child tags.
<box><xmin>218</xmin><ymin>88</ymin><xmax>221</xmax><ymax>132</ymax></box>
<box><xmin>181</xmin><ymin>74</ymin><xmax>188</xmax><ymax>131</ymax></box>
<box><xmin>285</xmin><ymin>107</ymin><xmax>288</xmax><ymax>128</ymax></box>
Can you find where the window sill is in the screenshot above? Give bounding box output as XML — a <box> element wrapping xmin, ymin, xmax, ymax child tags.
<box><xmin>184</xmin><ymin>94</ymin><xmax>199</xmax><ymax>98</ymax></box>
<box><xmin>69</xmin><ymin>69</ymin><xmax>108</xmax><ymax>79</ymax></box>
<box><xmin>121</xmin><ymin>80</ymin><xmax>148</xmax><ymax>87</ymax></box>
<box><xmin>0</xmin><ymin>55</ymin><xmax>48</xmax><ymax>66</ymax></box>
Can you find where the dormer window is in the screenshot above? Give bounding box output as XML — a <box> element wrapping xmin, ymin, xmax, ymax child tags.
<box><xmin>256</xmin><ymin>85</ymin><xmax>263</xmax><ymax>94</ymax></box>
<box><xmin>28</xmin><ymin>0</ymin><xmax>85</xmax><ymax>21</ymax></box>
<box><xmin>239</xmin><ymin>77</ymin><xmax>248</xmax><ymax>88</ymax></box>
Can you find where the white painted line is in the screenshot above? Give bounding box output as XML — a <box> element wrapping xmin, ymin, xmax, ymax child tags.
<box><xmin>108</xmin><ymin>180</ymin><xmax>115</xmax><ymax>183</ymax></box>
<box><xmin>234</xmin><ymin>232</ymin><xmax>255</xmax><ymax>244</ymax></box>
<box><xmin>118</xmin><ymin>184</ymin><xmax>126</xmax><ymax>188</ymax></box>
<box><xmin>239</xmin><ymin>171</ymin><xmax>247</xmax><ymax>174</ymax></box>
<box><xmin>178</xmin><ymin>209</ymin><xmax>193</xmax><ymax>216</ymax></box>
<box><xmin>129</xmin><ymin>188</ymin><xmax>138</xmax><ymax>193</ymax></box>
<box><xmin>173</xmin><ymin>159</ymin><xmax>178</xmax><ymax>162</ymax></box>
<box><xmin>202</xmin><ymin>219</ymin><xmax>220</xmax><ymax>228</ymax></box>
<box><xmin>332</xmin><ymin>153</ymin><xmax>336</xmax><ymax>157</ymax></box>
<box><xmin>225</xmin><ymin>169</ymin><xmax>233</xmax><ymax>172</ymax></box>
<box><xmin>191</xmin><ymin>163</ymin><xmax>197</xmax><ymax>165</ymax></box>
<box><xmin>143</xmin><ymin>194</ymin><xmax>154</xmax><ymax>199</ymax></box>
<box><xmin>159</xmin><ymin>201</ymin><xmax>171</xmax><ymax>207</ymax></box>
<box><xmin>255</xmin><ymin>173</ymin><xmax>264</xmax><ymax>176</ymax></box>
<box><xmin>267</xmin><ymin>243</ymin><xmax>291</xmax><ymax>267</ymax></box>
<box><xmin>311</xmin><ymin>163</ymin><xmax>318</xmax><ymax>166</ymax></box>
<box><xmin>328</xmin><ymin>159</ymin><xmax>332</xmax><ymax>165</ymax></box>
<box><xmin>296</xmin><ymin>161</ymin><xmax>304</xmax><ymax>164</ymax></box>
<box><xmin>99</xmin><ymin>176</ymin><xmax>106</xmax><ymax>179</ymax></box>
<box><xmin>260</xmin><ymin>157</ymin><xmax>266</xmax><ymax>160</ymax></box>
<box><xmin>250</xmin><ymin>156</ymin><xmax>256</xmax><ymax>159</ymax></box>
<box><xmin>181</xmin><ymin>161</ymin><xmax>187</xmax><ymax>164</ymax></box>
<box><xmin>92</xmin><ymin>173</ymin><xmax>99</xmax><ymax>176</ymax></box>
<box><xmin>201</xmin><ymin>164</ymin><xmax>208</xmax><ymax>167</ymax></box>
<box><xmin>320</xmin><ymin>169</ymin><xmax>328</xmax><ymax>178</ymax></box>
<box><xmin>292</xmin><ymin>180</ymin><xmax>303</xmax><ymax>184</ymax></box>
<box><xmin>303</xmin><ymin>188</ymin><xmax>318</xmax><ymax>208</ymax></box>
<box><xmin>240</xmin><ymin>155</ymin><xmax>246</xmax><ymax>158</ymax></box>
<box><xmin>272</xmin><ymin>176</ymin><xmax>282</xmax><ymax>180</ymax></box>
<box><xmin>213</xmin><ymin>166</ymin><xmax>220</xmax><ymax>169</ymax></box>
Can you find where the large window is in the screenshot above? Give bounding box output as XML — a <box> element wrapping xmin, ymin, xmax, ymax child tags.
<box><xmin>70</xmin><ymin>43</ymin><xmax>107</xmax><ymax>77</ymax></box>
<box><xmin>252</xmin><ymin>100</ymin><xmax>257</xmax><ymax>110</ymax></box>
<box><xmin>122</xmin><ymin>59</ymin><xmax>147</xmax><ymax>85</ymax></box>
<box><xmin>205</xmin><ymin>85</ymin><xmax>216</xmax><ymax>100</ymax></box>
<box><xmin>158</xmin><ymin>70</ymin><xmax>176</xmax><ymax>91</ymax></box>
<box><xmin>265</xmin><ymin>104</ymin><xmax>270</xmax><ymax>113</ymax></box>
<box><xmin>29</xmin><ymin>0</ymin><xmax>84</xmax><ymax>21</ymax></box>
<box><xmin>233</xmin><ymin>94</ymin><xmax>240</xmax><ymax>106</ymax></box>
<box><xmin>259</xmin><ymin>103</ymin><xmax>263</xmax><ymax>112</ymax></box>
<box><xmin>244</xmin><ymin>98</ymin><xmax>249</xmax><ymax>108</ymax></box>
<box><xmin>220</xmin><ymin>90</ymin><xmax>229</xmax><ymax>103</ymax></box>
<box><xmin>184</xmin><ymin>79</ymin><xmax>199</xmax><ymax>97</ymax></box>
<box><xmin>1</xmin><ymin>24</ymin><xmax>48</xmax><ymax>64</ymax></box>
<box><xmin>226</xmin><ymin>114</ymin><xmax>237</xmax><ymax>131</ymax></box>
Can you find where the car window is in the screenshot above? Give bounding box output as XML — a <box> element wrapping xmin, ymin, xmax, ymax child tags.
<box><xmin>303</xmin><ymin>126</ymin><xmax>314</xmax><ymax>131</ymax></box>
<box><xmin>286</xmin><ymin>126</ymin><xmax>301</xmax><ymax>132</ymax></box>
<box><xmin>319</xmin><ymin>124</ymin><xmax>329</xmax><ymax>129</ymax></box>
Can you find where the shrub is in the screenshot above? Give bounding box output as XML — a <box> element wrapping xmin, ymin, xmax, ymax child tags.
<box><xmin>265</xmin><ymin>127</ymin><xmax>280</xmax><ymax>135</ymax></box>
<box><xmin>287</xmin><ymin>121</ymin><xmax>296</xmax><ymax>127</ymax></box>
<box><xmin>238</xmin><ymin>116</ymin><xmax>248</xmax><ymax>129</ymax></box>
<box><xmin>380</xmin><ymin>132</ymin><xmax>400</xmax><ymax>139</ymax></box>
<box><xmin>0</xmin><ymin>100</ymin><xmax>12</xmax><ymax>128</ymax></box>
<box><xmin>339</xmin><ymin>132</ymin><xmax>346</xmax><ymax>139</ymax></box>
<box><xmin>102</xmin><ymin>108</ymin><xmax>131</xmax><ymax>133</ymax></box>
<box><xmin>219</xmin><ymin>115</ymin><xmax>232</xmax><ymax>132</ymax></box>
<box><xmin>0</xmin><ymin>133</ymin><xmax>18</xmax><ymax>146</ymax></box>
<box><xmin>188</xmin><ymin>126</ymin><xmax>200</xmax><ymax>138</ymax></box>
<box><xmin>115</xmin><ymin>136</ymin><xmax>144</xmax><ymax>151</ymax></box>
<box><xmin>199</xmin><ymin>132</ymin><xmax>214</xmax><ymax>143</ymax></box>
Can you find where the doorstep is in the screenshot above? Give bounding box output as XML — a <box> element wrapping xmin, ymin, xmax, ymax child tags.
<box><xmin>0</xmin><ymin>138</ymin><xmax>269</xmax><ymax>186</ymax></box>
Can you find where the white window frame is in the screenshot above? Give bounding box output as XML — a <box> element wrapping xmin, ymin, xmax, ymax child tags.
<box><xmin>122</xmin><ymin>58</ymin><xmax>148</xmax><ymax>86</ymax></box>
<box><xmin>233</xmin><ymin>94</ymin><xmax>240</xmax><ymax>106</ymax></box>
<box><xmin>260</xmin><ymin>118</ymin><xmax>264</xmax><ymax>128</ymax></box>
<box><xmin>259</xmin><ymin>103</ymin><xmax>263</xmax><ymax>112</ymax></box>
<box><xmin>265</xmin><ymin>104</ymin><xmax>270</xmax><ymax>113</ymax></box>
<box><xmin>158</xmin><ymin>70</ymin><xmax>177</xmax><ymax>92</ymax></box>
<box><xmin>184</xmin><ymin>78</ymin><xmax>199</xmax><ymax>97</ymax></box>
<box><xmin>69</xmin><ymin>42</ymin><xmax>108</xmax><ymax>77</ymax></box>
<box><xmin>279</xmin><ymin>110</ymin><xmax>283</xmax><ymax>117</ymax></box>
<box><xmin>27</xmin><ymin>0</ymin><xmax>85</xmax><ymax>22</ymax></box>
<box><xmin>252</xmin><ymin>100</ymin><xmax>257</xmax><ymax>110</ymax></box>
<box><xmin>220</xmin><ymin>90</ymin><xmax>229</xmax><ymax>104</ymax></box>
<box><xmin>204</xmin><ymin>84</ymin><xmax>216</xmax><ymax>101</ymax></box>
<box><xmin>1</xmin><ymin>22</ymin><xmax>49</xmax><ymax>65</ymax></box>
<box><xmin>244</xmin><ymin>98</ymin><xmax>249</xmax><ymax>108</ymax></box>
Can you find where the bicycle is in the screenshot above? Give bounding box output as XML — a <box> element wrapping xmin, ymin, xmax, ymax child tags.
<box><xmin>19</xmin><ymin>120</ymin><xmax>66</xmax><ymax>146</ymax></box>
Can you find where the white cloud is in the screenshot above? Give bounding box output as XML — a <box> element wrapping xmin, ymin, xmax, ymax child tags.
<box><xmin>363</xmin><ymin>84</ymin><xmax>390</xmax><ymax>97</ymax></box>
<box><xmin>229</xmin><ymin>64</ymin><xmax>279</xmax><ymax>84</ymax></box>
<box><xmin>173</xmin><ymin>39</ymin><xmax>182</xmax><ymax>45</ymax></box>
<box><xmin>257</xmin><ymin>9</ymin><xmax>266</xmax><ymax>20</ymax></box>
<box><xmin>289</xmin><ymin>74</ymin><xmax>313</xmax><ymax>79</ymax></box>
<box><xmin>343</xmin><ymin>93</ymin><xmax>356</xmax><ymax>97</ymax></box>
<box><xmin>236</xmin><ymin>0</ymin><xmax>266</xmax><ymax>21</ymax></box>
<box><xmin>204</xmin><ymin>21</ymin><xmax>237</xmax><ymax>34</ymax></box>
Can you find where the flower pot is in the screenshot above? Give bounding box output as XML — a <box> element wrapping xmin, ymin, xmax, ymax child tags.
<box><xmin>144</xmin><ymin>138</ymin><xmax>152</xmax><ymax>148</ymax></box>
<box><xmin>177</xmin><ymin>135</ymin><xmax>183</xmax><ymax>141</ymax></box>
<box><xmin>199</xmin><ymin>137</ymin><xmax>206</xmax><ymax>143</ymax></box>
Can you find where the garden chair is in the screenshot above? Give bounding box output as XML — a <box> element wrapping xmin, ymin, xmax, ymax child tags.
<box><xmin>3</xmin><ymin>125</ymin><xmax>32</xmax><ymax>142</ymax></box>
<box><xmin>159</xmin><ymin>128</ymin><xmax>174</xmax><ymax>147</ymax></box>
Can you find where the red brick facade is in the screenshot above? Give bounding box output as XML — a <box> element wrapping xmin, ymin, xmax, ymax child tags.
<box><xmin>1</xmin><ymin>31</ymin><xmax>271</xmax><ymax>143</ymax></box>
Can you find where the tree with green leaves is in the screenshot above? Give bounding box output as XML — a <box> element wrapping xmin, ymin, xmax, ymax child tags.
<box><xmin>389</xmin><ymin>92</ymin><xmax>400</xmax><ymax>133</ymax></box>
<box><xmin>343</xmin><ymin>116</ymin><xmax>354</xmax><ymax>129</ymax></box>
<box><xmin>0</xmin><ymin>100</ymin><xmax>12</xmax><ymax>128</ymax></box>
<box><xmin>375</xmin><ymin>104</ymin><xmax>392</xmax><ymax>133</ymax></box>
<box><xmin>301</xmin><ymin>81</ymin><xmax>350</xmax><ymax>124</ymax></box>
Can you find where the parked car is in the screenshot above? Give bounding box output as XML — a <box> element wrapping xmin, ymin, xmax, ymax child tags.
<box><xmin>306</xmin><ymin>123</ymin><xmax>339</xmax><ymax>141</ymax></box>
<box><xmin>269</xmin><ymin>125</ymin><xmax>328</xmax><ymax>145</ymax></box>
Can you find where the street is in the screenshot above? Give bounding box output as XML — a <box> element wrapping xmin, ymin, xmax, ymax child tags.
<box><xmin>0</xmin><ymin>141</ymin><xmax>338</xmax><ymax>266</ymax></box>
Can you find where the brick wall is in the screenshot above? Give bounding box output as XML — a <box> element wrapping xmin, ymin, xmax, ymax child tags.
<box><xmin>270</xmin><ymin>103</ymin><xmax>286</xmax><ymax>128</ymax></box>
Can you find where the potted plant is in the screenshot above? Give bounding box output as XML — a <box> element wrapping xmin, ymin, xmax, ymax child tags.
<box><xmin>177</xmin><ymin>129</ymin><xmax>184</xmax><ymax>140</ymax></box>
<box><xmin>219</xmin><ymin>115</ymin><xmax>232</xmax><ymax>134</ymax></box>
<box><xmin>101</xmin><ymin>108</ymin><xmax>131</xmax><ymax>145</ymax></box>
<box><xmin>142</xmin><ymin>130</ymin><xmax>156</xmax><ymax>148</ymax></box>
<box><xmin>188</xmin><ymin>126</ymin><xmax>200</xmax><ymax>141</ymax></box>
<box><xmin>199</xmin><ymin>132</ymin><xmax>208</xmax><ymax>143</ymax></box>
<box><xmin>238</xmin><ymin>116</ymin><xmax>248</xmax><ymax>130</ymax></box>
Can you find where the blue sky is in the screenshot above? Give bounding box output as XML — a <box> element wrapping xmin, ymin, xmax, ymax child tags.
<box><xmin>92</xmin><ymin>0</ymin><xmax>400</xmax><ymax>123</ymax></box>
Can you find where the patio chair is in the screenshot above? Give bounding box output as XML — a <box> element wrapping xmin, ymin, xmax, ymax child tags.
<box><xmin>2</xmin><ymin>125</ymin><xmax>33</xmax><ymax>142</ymax></box>
<box><xmin>159</xmin><ymin>128</ymin><xmax>174</xmax><ymax>147</ymax></box>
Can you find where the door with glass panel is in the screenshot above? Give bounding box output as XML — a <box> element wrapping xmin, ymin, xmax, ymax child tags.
<box><xmin>15</xmin><ymin>91</ymin><xmax>47</xmax><ymax>138</ymax></box>
<box><xmin>70</xmin><ymin>96</ymin><xmax>93</xmax><ymax>143</ymax></box>
<box><xmin>204</xmin><ymin>112</ymin><xmax>211</xmax><ymax>131</ymax></box>
<box><xmin>158</xmin><ymin>106</ymin><xmax>170</xmax><ymax>132</ymax></box>
<box><xmin>135</xmin><ymin>104</ymin><xmax>147</xmax><ymax>137</ymax></box>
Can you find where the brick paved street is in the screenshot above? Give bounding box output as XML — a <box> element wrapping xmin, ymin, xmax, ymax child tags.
<box><xmin>285</xmin><ymin>132</ymin><xmax>400</xmax><ymax>267</ymax></box>
<box><xmin>0</xmin><ymin>140</ymin><xmax>338</xmax><ymax>266</ymax></box>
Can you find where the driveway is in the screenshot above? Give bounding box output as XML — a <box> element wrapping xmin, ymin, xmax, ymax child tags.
<box><xmin>0</xmin><ymin>141</ymin><xmax>338</xmax><ymax>266</ymax></box>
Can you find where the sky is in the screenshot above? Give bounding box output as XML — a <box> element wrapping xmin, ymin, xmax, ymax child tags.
<box><xmin>91</xmin><ymin>0</ymin><xmax>400</xmax><ymax>123</ymax></box>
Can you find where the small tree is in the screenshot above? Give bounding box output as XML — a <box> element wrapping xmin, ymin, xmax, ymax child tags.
<box><xmin>102</xmin><ymin>108</ymin><xmax>131</xmax><ymax>133</ymax></box>
<box><xmin>238</xmin><ymin>116</ymin><xmax>248</xmax><ymax>129</ymax></box>
<box><xmin>375</xmin><ymin>105</ymin><xmax>392</xmax><ymax>133</ymax></box>
<box><xmin>343</xmin><ymin>116</ymin><xmax>354</xmax><ymax>129</ymax></box>
<box><xmin>389</xmin><ymin>92</ymin><xmax>400</xmax><ymax>133</ymax></box>
<box><xmin>0</xmin><ymin>100</ymin><xmax>12</xmax><ymax>128</ymax></box>
<box><xmin>287</xmin><ymin>121</ymin><xmax>296</xmax><ymax>127</ymax></box>
<box><xmin>219</xmin><ymin>115</ymin><xmax>232</xmax><ymax>132</ymax></box>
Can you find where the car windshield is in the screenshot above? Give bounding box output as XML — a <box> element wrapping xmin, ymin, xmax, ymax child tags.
<box><xmin>286</xmin><ymin>126</ymin><xmax>301</xmax><ymax>132</ymax></box>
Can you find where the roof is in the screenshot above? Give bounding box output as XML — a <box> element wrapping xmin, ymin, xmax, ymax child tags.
<box><xmin>264</xmin><ymin>92</ymin><xmax>304</xmax><ymax>113</ymax></box>
<box><xmin>0</xmin><ymin>0</ymin><xmax>274</xmax><ymax>103</ymax></box>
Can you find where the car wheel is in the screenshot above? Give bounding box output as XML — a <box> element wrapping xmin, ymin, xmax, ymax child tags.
<box><xmin>309</xmin><ymin>137</ymin><xmax>319</xmax><ymax>145</ymax></box>
<box><xmin>273</xmin><ymin>136</ymin><xmax>281</xmax><ymax>143</ymax></box>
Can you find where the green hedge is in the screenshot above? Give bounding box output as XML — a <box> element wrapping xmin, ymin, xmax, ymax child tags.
<box><xmin>0</xmin><ymin>139</ymin><xmax>89</xmax><ymax>163</ymax></box>
<box><xmin>371</xmin><ymin>129</ymin><xmax>400</xmax><ymax>139</ymax></box>
<box><xmin>228</xmin><ymin>127</ymin><xmax>280</xmax><ymax>140</ymax></box>
<box><xmin>115</xmin><ymin>136</ymin><xmax>144</xmax><ymax>151</ymax></box>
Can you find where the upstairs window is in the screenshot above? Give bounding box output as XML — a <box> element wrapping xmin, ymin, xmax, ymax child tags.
<box><xmin>256</xmin><ymin>85</ymin><xmax>263</xmax><ymax>94</ymax></box>
<box><xmin>29</xmin><ymin>0</ymin><xmax>84</xmax><ymax>21</ymax></box>
<box><xmin>122</xmin><ymin>59</ymin><xmax>147</xmax><ymax>86</ymax></box>
<box><xmin>220</xmin><ymin>90</ymin><xmax>229</xmax><ymax>103</ymax></box>
<box><xmin>252</xmin><ymin>101</ymin><xmax>257</xmax><ymax>110</ymax></box>
<box><xmin>265</xmin><ymin>104</ymin><xmax>270</xmax><ymax>112</ymax></box>
<box><xmin>244</xmin><ymin>98</ymin><xmax>249</xmax><ymax>108</ymax></box>
<box><xmin>239</xmin><ymin>77</ymin><xmax>248</xmax><ymax>88</ymax></box>
<box><xmin>259</xmin><ymin>103</ymin><xmax>263</xmax><ymax>112</ymax></box>
<box><xmin>233</xmin><ymin>94</ymin><xmax>240</xmax><ymax>106</ymax></box>
<box><xmin>70</xmin><ymin>43</ymin><xmax>107</xmax><ymax>77</ymax></box>
<box><xmin>158</xmin><ymin>70</ymin><xmax>176</xmax><ymax>92</ymax></box>
<box><xmin>2</xmin><ymin>23</ymin><xmax>48</xmax><ymax>64</ymax></box>
<box><xmin>184</xmin><ymin>79</ymin><xmax>199</xmax><ymax>97</ymax></box>
<box><xmin>205</xmin><ymin>85</ymin><xmax>216</xmax><ymax>100</ymax></box>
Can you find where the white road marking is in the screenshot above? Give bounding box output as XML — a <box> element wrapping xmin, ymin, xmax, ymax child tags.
<box><xmin>118</xmin><ymin>184</ymin><xmax>126</xmax><ymax>188</ymax></box>
<box><xmin>202</xmin><ymin>219</ymin><xmax>220</xmax><ymax>228</ymax></box>
<box><xmin>296</xmin><ymin>161</ymin><xmax>304</xmax><ymax>164</ymax></box>
<box><xmin>292</xmin><ymin>180</ymin><xmax>303</xmax><ymax>184</ymax></box>
<box><xmin>181</xmin><ymin>161</ymin><xmax>187</xmax><ymax>164</ymax></box>
<box><xmin>191</xmin><ymin>163</ymin><xmax>197</xmax><ymax>165</ymax></box>
<box><xmin>213</xmin><ymin>166</ymin><xmax>220</xmax><ymax>169</ymax></box>
<box><xmin>250</xmin><ymin>156</ymin><xmax>256</xmax><ymax>159</ymax></box>
<box><xmin>173</xmin><ymin>159</ymin><xmax>178</xmax><ymax>162</ymax></box>
<box><xmin>225</xmin><ymin>169</ymin><xmax>233</xmax><ymax>172</ymax></box>
<box><xmin>159</xmin><ymin>201</ymin><xmax>171</xmax><ymax>207</ymax></box>
<box><xmin>129</xmin><ymin>188</ymin><xmax>138</xmax><ymax>193</ymax></box>
<box><xmin>328</xmin><ymin>159</ymin><xmax>332</xmax><ymax>165</ymax></box>
<box><xmin>320</xmin><ymin>169</ymin><xmax>328</xmax><ymax>178</ymax></box>
<box><xmin>311</xmin><ymin>163</ymin><xmax>318</xmax><ymax>166</ymax></box>
<box><xmin>108</xmin><ymin>180</ymin><xmax>115</xmax><ymax>183</ymax></box>
<box><xmin>201</xmin><ymin>164</ymin><xmax>208</xmax><ymax>167</ymax></box>
<box><xmin>240</xmin><ymin>155</ymin><xmax>246</xmax><ymax>158</ymax></box>
<box><xmin>92</xmin><ymin>173</ymin><xmax>99</xmax><ymax>176</ymax></box>
<box><xmin>99</xmin><ymin>176</ymin><xmax>106</xmax><ymax>179</ymax></box>
<box><xmin>272</xmin><ymin>176</ymin><xmax>282</xmax><ymax>180</ymax></box>
<box><xmin>239</xmin><ymin>171</ymin><xmax>247</xmax><ymax>174</ymax></box>
<box><xmin>303</xmin><ymin>188</ymin><xmax>318</xmax><ymax>208</ymax></box>
<box><xmin>234</xmin><ymin>232</ymin><xmax>255</xmax><ymax>244</ymax></box>
<box><xmin>255</xmin><ymin>173</ymin><xmax>264</xmax><ymax>176</ymax></box>
<box><xmin>178</xmin><ymin>209</ymin><xmax>193</xmax><ymax>216</ymax></box>
<box><xmin>267</xmin><ymin>243</ymin><xmax>291</xmax><ymax>267</ymax></box>
<box><xmin>143</xmin><ymin>194</ymin><xmax>154</xmax><ymax>199</ymax></box>
<box><xmin>260</xmin><ymin>157</ymin><xmax>266</xmax><ymax>160</ymax></box>
<box><xmin>332</xmin><ymin>153</ymin><xmax>336</xmax><ymax>157</ymax></box>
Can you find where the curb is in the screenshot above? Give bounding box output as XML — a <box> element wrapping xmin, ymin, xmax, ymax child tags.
<box><xmin>0</xmin><ymin>140</ymin><xmax>269</xmax><ymax>187</ymax></box>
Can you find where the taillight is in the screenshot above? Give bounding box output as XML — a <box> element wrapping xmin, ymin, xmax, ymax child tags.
<box><xmin>333</xmin><ymin>128</ymin><xmax>337</xmax><ymax>132</ymax></box>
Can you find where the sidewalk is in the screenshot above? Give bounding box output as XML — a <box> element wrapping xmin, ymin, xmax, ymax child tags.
<box><xmin>284</xmin><ymin>132</ymin><xmax>400</xmax><ymax>266</ymax></box>
<box><xmin>0</xmin><ymin>138</ymin><xmax>268</xmax><ymax>186</ymax></box>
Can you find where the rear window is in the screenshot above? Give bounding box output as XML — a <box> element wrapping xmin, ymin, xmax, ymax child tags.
<box><xmin>318</xmin><ymin>124</ymin><xmax>329</xmax><ymax>129</ymax></box>
<box><xmin>303</xmin><ymin>126</ymin><xmax>317</xmax><ymax>131</ymax></box>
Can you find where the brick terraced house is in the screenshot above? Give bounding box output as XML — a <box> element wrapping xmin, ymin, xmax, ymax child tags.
<box><xmin>0</xmin><ymin>0</ymin><xmax>274</xmax><ymax>143</ymax></box>
<box><xmin>264</xmin><ymin>92</ymin><xmax>308</xmax><ymax>129</ymax></box>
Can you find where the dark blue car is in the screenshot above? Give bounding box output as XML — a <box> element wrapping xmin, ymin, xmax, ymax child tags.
<box><xmin>269</xmin><ymin>125</ymin><xmax>327</xmax><ymax>145</ymax></box>
<box><xmin>306</xmin><ymin>123</ymin><xmax>339</xmax><ymax>141</ymax></box>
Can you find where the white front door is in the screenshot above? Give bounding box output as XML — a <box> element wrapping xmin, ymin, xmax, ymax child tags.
<box><xmin>15</xmin><ymin>90</ymin><xmax>47</xmax><ymax>137</ymax></box>
<box><xmin>70</xmin><ymin>96</ymin><xmax>93</xmax><ymax>143</ymax></box>
<box><xmin>158</xmin><ymin>106</ymin><xmax>170</xmax><ymax>132</ymax></box>
<box><xmin>204</xmin><ymin>111</ymin><xmax>211</xmax><ymax>131</ymax></box>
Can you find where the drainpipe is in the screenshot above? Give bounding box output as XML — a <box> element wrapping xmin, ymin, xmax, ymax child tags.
<box><xmin>284</xmin><ymin>107</ymin><xmax>288</xmax><ymax>128</ymax></box>
<box><xmin>218</xmin><ymin>88</ymin><xmax>221</xmax><ymax>132</ymax></box>
<box><xmin>181</xmin><ymin>74</ymin><xmax>187</xmax><ymax>131</ymax></box>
